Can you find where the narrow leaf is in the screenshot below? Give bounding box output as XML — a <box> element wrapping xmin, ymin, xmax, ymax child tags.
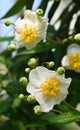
<box><xmin>1</xmin><ymin>0</ymin><xmax>26</xmax><ymax>18</ymax></box>
<box><xmin>26</xmin><ymin>0</ymin><xmax>34</xmax><ymax>9</ymax></box>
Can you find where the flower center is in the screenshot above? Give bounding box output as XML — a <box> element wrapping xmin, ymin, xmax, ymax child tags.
<box><xmin>40</xmin><ymin>78</ymin><xmax>60</xmax><ymax>97</ymax></box>
<box><xmin>18</xmin><ymin>24</ymin><xmax>38</xmax><ymax>44</ymax></box>
<box><xmin>69</xmin><ymin>52</ymin><xmax>80</xmax><ymax>69</ymax></box>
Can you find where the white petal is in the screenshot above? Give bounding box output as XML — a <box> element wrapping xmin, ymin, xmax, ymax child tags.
<box><xmin>35</xmin><ymin>66</ymin><xmax>50</xmax><ymax>81</ymax></box>
<box><xmin>24</xmin><ymin>11</ymin><xmax>37</xmax><ymax>24</ymax></box>
<box><xmin>27</xmin><ymin>82</ymin><xmax>41</xmax><ymax>96</ymax></box>
<box><xmin>67</xmin><ymin>43</ymin><xmax>80</xmax><ymax>55</ymax></box>
<box><xmin>25</xmin><ymin>42</ymin><xmax>37</xmax><ymax>49</ymax></box>
<box><xmin>29</xmin><ymin>68</ymin><xmax>41</xmax><ymax>85</ymax></box>
<box><xmin>15</xmin><ymin>18</ymin><xmax>25</xmax><ymax>29</ymax></box>
<box><xmin>36</xmin><ymin>16</ymin><xmax>48</xmax><ymax>31</ymax></box>
<box><xmin>61</xmin><ymin>55</ymin><xmax>70</xmax><ymax>69</ymax></box>
<box><xmin>59</xmin><ymin>78</ymin><xmax>72</xmax><ymax>93</ymax></box>
<box><xmin>35</xmin><ymin>92</ymin><xmax>54</xmax><ymax>112</ymax></box>
<box><xmin>14</xmin><ymin>32</ymin><xmax>20</xmax><ymax>42</ymax></box>
<box><xmin>52</xmin><ymin>91</ymin><xmax>68</xmax><ymax>105</ymax></box>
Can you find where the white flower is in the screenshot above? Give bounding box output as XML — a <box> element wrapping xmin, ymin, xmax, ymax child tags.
<box><xmin>61</xmin><ymin>44</ymin><xmax>80</xmax><ymax>73</ymax></box>
<box><xmin>27</xmin><ymin>66</ymin><xmax>71</xmax><ymax>112</ymax></box>
<box><xmin>14</xmin><ymin>10</ymin><xmax>48</xmax><ymax>49</ymax></box>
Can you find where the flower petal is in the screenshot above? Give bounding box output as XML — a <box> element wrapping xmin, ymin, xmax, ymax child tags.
<box><xmin>61</xmin><ymin>55</ymin><xmax>71</xmax><ymax>69</ymax></box>
<box><xmin>59</xmin><ymin>78</ymin><xmax>72</xmax><ymax>93</ymax></box>
<box><xmin>67</xmin><ymin>44</ymin><xmax>80</xmax><ymax>55</ymax></box>
<box><xmin>27</xmin><ymin>82</ymin><xmax>41</xmax><ymax>96</ymax></box>
<box><xmin>35</xmin><ymin>92</ymin><xmax>54</xmax><ymax>112</ymax></box>
<box><xmin>15</xmin><ymin>18</ymin><xmax>25</xmax><ymax>29</ymax></box>
<box><xmin>52</xmin><ymin>91</ymin><xmax>68</xmax><ymax>105</ymax></box>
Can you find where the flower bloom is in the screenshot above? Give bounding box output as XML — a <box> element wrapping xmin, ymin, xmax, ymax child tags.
<box><xmin>61</xmin><ymin>44</ymin><xmax>80</xmax><ymax>73</ymax></box>
<box><xmin>27</xmin><ymin>66</ymin><xmax>71</xmax><ymax>112</ymax></box>
<box><xmin>14</xmin><ymin>10</ymin><xmax>48</xmax><ymax>49</ymax></box>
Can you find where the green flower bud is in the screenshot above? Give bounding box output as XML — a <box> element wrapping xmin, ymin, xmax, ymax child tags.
<box><xmin>5</xmin><ymin>19</ymin><xmax>11</xmax><ymax>26</ymax></box>
<box><xmin>57</xmin><ymin>67</ymin><xmax>65</xmax><ymax>75</ymax></box>
<box><xmin>25</xmin><ymin>68</ymin><xmax>30</xmax><ymax>73</ymax></box>
<box><xmin>36</xmin><ymin>9</ymin><xmax>44</xmax><ymax>16</ymax></box>
<box><xmin>18</xmin><ymin>94</ymin><xmax>25</xmax><ymax>99</ymax></box>
<box><xmin>33</xmin><ymin>105</ymin><xmax>42</xmax><ymax>115</ymax></box>
<box><xmin>8</xmin><ymin>44</ymin><xmax>16</xmax><ymax>51</ymax></box>
<box><xmin>27</xmin><ymin>95</ymin><xmax>36</xmax><ymax>104</ymax></box>
<box><xmin>24</xmin><ymin>10</ymin><xmax>31</xmax><ymax>16</ymax></box>
<box><xmin>48</xmin><ymin>61</ymin><xmax>55</xmax><ymax>68</ymax></box>
<box><xmin>28</xmin><ymin>58</ymin><xmax>37</xmax><ymax>68</ymax></box>
<box><xmin>74</xmin><ymin>33</ymin><xmax>80</xmax><ymax>41</ymax></box>
<box><xmin>19</xmin><ymin>77</ymin><xmax>28</xmax><ymax>85</ymax></box>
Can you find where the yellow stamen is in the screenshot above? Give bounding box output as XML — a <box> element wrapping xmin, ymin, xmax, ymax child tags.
<box><xmin>69</xmin><ymin>52</ymin><xmax>80</xmax><ymax>69</ymax></box>
<box><xmin>18</xmin><ymin>24</ymin><xmax>38</xmax><ymax>44</ymax></box>
<box><xmin>40</xmin><ymin>78</ymin><xmax>60</xmax><ymax>97</ymax></box>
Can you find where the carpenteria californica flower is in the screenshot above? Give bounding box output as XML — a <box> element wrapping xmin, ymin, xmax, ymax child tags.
<box><xmin>27</xmin><ymin>66</ymin><xmax>71</xmax><ymax>112</ymax></box>
<box><xmin>14</xmin><ymin>10</ymin><xmax>48</xmax><ymax>49</ymax></box>
<box><xmin>62</xmin><ymin>44</ymin><xmax>80</xmax><ymax>73</ymax></box>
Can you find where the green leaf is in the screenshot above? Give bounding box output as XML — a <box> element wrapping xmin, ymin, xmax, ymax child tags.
<box><xmin>26</xmin><ymin>0</ymin><xmax>34</xmax><ymax>9</ymax></box>
<box><xmin>0</xmin><ymin>99</ymin><xmax>12</xmax><ymax>114</ymax></box>
<box><xmin>49</xmin><ymin>113</ymin><xmax>79</xmax><ymax>124</ymax></box>
<box><xmin>26</xmin><ymin>120</ymin><xmax>50</xmax><ymax>127</ymax></box>
<box><xmin>42</xmin><ymin>110</ymin><xmax>80</xmax><ymax>124</ymax></box>
<box><xmin>6</xmin><ymin>82</ymin><xmax>26</xmax><ymax>96</ymax></box>
<box><xmin>16</xmin><ymin>120</ymin><xmax>26</xmax><ymax>130</ymax></box>
<box><xmin>1</xmin><ymin>0</ymin><xmax>26</xmax><ymax>18</ymax></box>
<box><xmin>0</xmin><ymin>121</ymin><xmax>18</xmax><ymax>130</ymax></box>
<box><xmin>55</xmin><ymin>4</ymin><xmax>80</xmax><ymax>38</ymax></box>
<box><xmin>12</xmin><ymin>98</ymin><xmax>21</xmax><ymax>108</ymax></box>
<box><xmin>38</xmin><ymin>0</ymin><xmax>48</xmax><ymax>12</ymax></box>
<box><xmin>48</xmin><ymin>1</ymin><xmax>60</xmax><ymax>21</ymax></box>
<box><xmin>17</xmin><ymin>41</ymin><xmax>57</xmax><ymax>55</ymax></box>
<box><xmin>0</xmin><ymin>37</ymin><xmax>14</xmax><ymax>42</ymax></box>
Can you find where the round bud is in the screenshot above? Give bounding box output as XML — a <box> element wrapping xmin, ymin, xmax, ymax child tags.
<box><xmin>24</xmin><ymin>10</ymin><xmax>31</xmax><ymax>16</ymax></box>
<box><xmin>36</xmin><ymin>9</ymin><xmax>44</xmax><ymax>16</ymax></box>
<box><xmin>18</xmin><ymin>94</ymin><xmax>25</xmax><ymax>99</ymax></box>
<box><xmin>57</xmin><ymin>67</ymin><xmax>65</xmax><ymax>75</ymax></box>
<box><xmin>27</xmin><ymin>95</ymin><xmax>36</xmax><ymax>104</ymax></box>
<box><xmin>62</xmin><ymin>39</ymin><xmax>68</xmax><ymax>44</ymax></box>
<box><xmin>25</xmin><ymin>68</ymin><xmax>30</xmax><ymax>73</ymax></box>
<box><xmin>28</xmin><ymin>58</ymin><xmax>37</xmax><ymax>68</ymax></box>
<box><xmin>48</xmin><ymin>61</ymin><xmax>55</xmax><ymax>68</ymax></box>
<box><xmin>19</xmin><ymin>77</ymin><xmax>28</xmax><ymax>85</ymax></box>
<box><xmin>33</xmin><ymin>105</ymin><xmax>42</xmax><ymax>115</ymax></box>
<box><xmin>74</xmin><ymin>33</ymin><xmax>80</xmax><ymax>41</ymax></box>
<box><xmin>5</xmin><ymin>19</ymin><xmax>11</xmax><ymax>26</ymax></box>
<box><xmin>8</xmin><ymin>44</ymin><xmax>16</xmax><ymax>51</ymax></box>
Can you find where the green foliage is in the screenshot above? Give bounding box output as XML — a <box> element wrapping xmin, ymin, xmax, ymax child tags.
<box><xmin>1</xmin><ymin>0</ymin><xmax>26</xmax><ymax>18</ymax></box>
<box><xmin>0</xmin><ymin>0</ymin><xmax>80</xmax><ymax>130</ymax></box>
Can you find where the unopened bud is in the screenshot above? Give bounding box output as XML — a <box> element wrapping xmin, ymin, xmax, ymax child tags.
<box><xmin>19</xmin><ymin>77</ymin><xmax>28</xmax><ymax>85</ymax></box>
<box><xmin>5</xmin><ymin>19</ymin><xmax>11</xmax><ymax>26</ymax></box>
<box><xmin>24</xmin><ymin>10</ymin><xmax>31</xmax><ymax>16</ymax></box>
<box><xmin>28</xmin><ymin>58</ymin><xmax>37</xmax><ymax>68</ymax></box>
<box><xmin>57</xmin><ymin>67</ymin><xmax>65</xmax><ymax>74</ymax></box>
<box><xmin>48</xmin><ymin>61</ymin><xmax>55</xmax><ymax>68</ymax></box>
<box><xmin>36</xmin><ymin>9</ymin><xmax>43</xmax><ymax>16</ymax></box>
<box><xmin>74</xmin><ymin>33</ymin><xmax>80</xmax><ymax>41</ymax></box>
<box><xmin>27</xmin><ymin>95</ymin><xmax>36</xmax><ymax>104</ymax></box>
<box><xmin>18</xmin><ymin>94</ymin><xmax>25</xmax><ymax>99</ymax></box>
<box><xmin>25</xmin><ymin>68</ymin><xmax>30</xmax><ymax>73</ymax></box>
<box><xmin>33</xmin><ymin>105</ymin><xmax>42</xmax><ymax>115</ymax></box>
<box><xmin>8</xmin><ymin>44</ymin><xmax>16</xmax><ymax>51</ymax></box>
